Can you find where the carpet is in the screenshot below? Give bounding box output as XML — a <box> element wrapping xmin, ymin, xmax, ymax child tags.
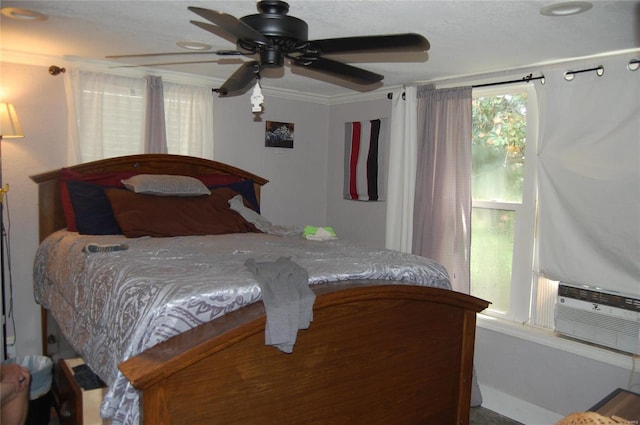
<box><xmin>44</xmin><ymin>403</ymin><xmax>525</xmax><ymax>424</ymax></box>
<box><xmin>470</xmin><ymin>406</ymin><xmax>524</xmax><ymax>425</ymax></box>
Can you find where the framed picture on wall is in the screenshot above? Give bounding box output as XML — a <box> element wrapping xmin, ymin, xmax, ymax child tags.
<box><xmin>265</xmin><ymin>121</ymin><xmax>294</xmax><ymax>148</ymax></box>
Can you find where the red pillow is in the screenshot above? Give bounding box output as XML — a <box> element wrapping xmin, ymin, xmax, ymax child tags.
<box><xmin>59</xmin><ymin>169</ymin><xmax>244</xmax><ymax>232</ymax></box>
<box><xmin>105</xmin><ymin>187</ymin><xmax>260</xmax><ymax>238</ymax></box>
<box><xmin>196</xmin><ymin>173</ymin><xmax>242</xmax><ymax>187</ymax></box>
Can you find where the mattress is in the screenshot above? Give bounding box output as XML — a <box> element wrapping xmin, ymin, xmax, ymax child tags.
<box><xmin>34</xmin><ymin>230</ymin><xmax>451</xmax><ymax>425</ymax></box>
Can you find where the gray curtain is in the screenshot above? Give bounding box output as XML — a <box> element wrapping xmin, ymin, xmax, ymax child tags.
<box><xmin>411</xmin><ymin>85</ymin><xmax>482</xmax><ymax>407</ymax></box>
<box><xmin>412</xmin><ymin>85</ymin><xmax>472</xmax><ymax>293</ymax></box>
<box><xmin>144</xmin><ymin>75</ymin><xmax>168</xmax><ymax>154</ymax></box>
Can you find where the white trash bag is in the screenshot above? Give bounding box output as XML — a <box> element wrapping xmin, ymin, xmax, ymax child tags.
<box><xmin>6</xmin><ymin>355</ymin><xmax>53</xmax><ymax>400</ymax></box>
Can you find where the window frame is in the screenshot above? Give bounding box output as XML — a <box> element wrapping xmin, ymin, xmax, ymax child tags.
<box><xmin>471</xmin><ymin>83</ymin><xmax>538</xmax><ymax>324</ymax></box>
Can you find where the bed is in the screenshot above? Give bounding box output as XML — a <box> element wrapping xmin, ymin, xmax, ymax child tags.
<box><xmin>31</xmin><ymin>154</ymin><xmax>489</xmax><ymax>425</ymax></box>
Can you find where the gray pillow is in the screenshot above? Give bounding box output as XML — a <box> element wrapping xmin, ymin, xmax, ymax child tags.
<box><xmin>121</xmin><ymin>174</ymin><xmax>210</xmax><ymax>196</ymax></box>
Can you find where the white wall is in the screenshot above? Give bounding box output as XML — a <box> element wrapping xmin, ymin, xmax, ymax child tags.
<box><xmin>326</xmin><ymin>96</ymin><xmax>391</xmax><ymax>247</ymax></box>
<box><xmin>212</xmin><ymin>92</ymin><xmax>329</xmax><ymax>228</ymax></box>
<box><xmin>475</xmin><ymin>325</ymin><xmax>640</xmax><ymax>423</ymax></box>
<box><xmin>1</xmin><ymin>62</ymin><xmax>69</xmax><ymax>359</ymax></box>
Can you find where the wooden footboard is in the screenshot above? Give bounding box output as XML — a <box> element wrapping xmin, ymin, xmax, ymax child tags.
<box><xmin>120</xmin><ymin>281</ymin><xmax>488</xmax><ymax>425</ymax></box>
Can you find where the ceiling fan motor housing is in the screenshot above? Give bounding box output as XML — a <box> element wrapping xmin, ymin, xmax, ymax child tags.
<box><xmin>240</xmin><ymin>1</ymin><xmax>308</xmax><ymax>67</ymax></box>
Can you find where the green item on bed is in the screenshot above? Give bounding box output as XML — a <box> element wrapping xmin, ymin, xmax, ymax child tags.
<box><xmin>302</xmin><ymin>226</ymin><xmax>337</xmax><ymax>239</ymax></box>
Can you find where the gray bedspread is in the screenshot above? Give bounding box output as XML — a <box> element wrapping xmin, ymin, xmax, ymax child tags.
<box><xmin>33</xmin><ymin>230</ymin><xmax>451</xmax><ymax>425</ymax></box>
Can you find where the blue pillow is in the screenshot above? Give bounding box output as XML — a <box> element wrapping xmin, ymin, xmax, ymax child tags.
<box><xmin>66</xmin><ymin>180</ymin><xmax>121</xmax><ymax>235</ymax></box>
<box><xmin>209</xmin><ymin>180</ymin><xmax>260</xmax><ymax>213</ymax></box>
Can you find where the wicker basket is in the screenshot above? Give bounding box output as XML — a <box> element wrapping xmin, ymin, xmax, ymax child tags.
<box><xmin>555</xmin><ymin>412</ymin><xmax>635</xmax><ymax>425</ymax></box>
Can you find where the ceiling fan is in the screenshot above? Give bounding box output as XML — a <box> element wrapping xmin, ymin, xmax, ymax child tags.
<box><xmin>107</xmin><ymin>1</ymin><xmax>430</xmax><ymax>96</ymax></box>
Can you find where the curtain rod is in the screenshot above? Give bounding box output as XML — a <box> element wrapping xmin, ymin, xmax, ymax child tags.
<box><xmin>387</xmin><ymin>73</ymin><xmax>543</xmax><ymax>98</ymax></box>
<box><xmin>563</xmin><ymin>65</ymin><xmax>604</xmax><ymax>81</ymax></box>
<box><xmin>388</xmin><ymin>59</ymin><xmax>636</xmax><ymax>98</ymax></box>
<box><xmin>472</xmin><ymin>73</ymin><xmax>545</xmax><ymax>88</ymax></box>
<box><xmin>386</xmin><ymin>91</ymin><xmax>406</xmax><ymax>100</ymax></box>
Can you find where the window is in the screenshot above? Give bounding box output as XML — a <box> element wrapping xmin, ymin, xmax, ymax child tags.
<box><xmin>470</xmin><ymin>84</ymin><xmax>538</xmax><ymax>323</ymax></box>
<box><xmin>163</xmin><ymin>81</ymin><xmax>213</xmax><ymax>158</ymax></box>
<box><xmin>67</xmin><ymin>70</ymin><xmax>213</xmax><ymax>163</ymax></box>
<box><xmin>73</xmin><ymin>72</ymin><xmax>146</xmax><ymax>161</ymax></box>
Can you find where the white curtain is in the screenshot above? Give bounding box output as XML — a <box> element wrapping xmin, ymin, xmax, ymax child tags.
<box><xmin>412</xmin><ymin>85</ymin><xmax>472</xmax><ymax>293</ymax></box>
<box><xmin>65</xmin><ymin>70</ymin><xmax>214</xmax><ymax>163</ymax></box>
<box><xmin>385</xmin><ymin>86</ymin><xmax>418</xmax><ymax>253</ymax></box>
<box><xmin>163</xmin><ymin>81</ymin><xmax>214</xmax><ymax>159</ymax></box>
<box><xmin>536</xmin><ymin>55</ymin><xmax>640</xmax><ymax>295</ymax></box>
<box><xmin>65</xmin><ymin>69</ymin><xmax>146</xmax><ymax>164</ymax></box>
<box><xmin>145</xmin><ymin>75</ymin><xmax>168</xmax><ymax>154</ymax></box>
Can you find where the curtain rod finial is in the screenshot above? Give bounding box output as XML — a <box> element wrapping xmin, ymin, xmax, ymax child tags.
<box><xmin>49</xmin><ymin>65</ymin><xmax>65</xmax><ymax>76</ymax></box>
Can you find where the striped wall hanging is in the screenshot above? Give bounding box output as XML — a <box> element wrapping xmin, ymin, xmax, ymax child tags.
<box><xmin>343</xmin><ymin>118</ymin><xmax>387</xmax><ymax>201</ymax></box>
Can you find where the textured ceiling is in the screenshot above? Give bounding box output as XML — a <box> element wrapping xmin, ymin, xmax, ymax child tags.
<box><xmin>1</xmin><ymin>1</ymin><xmax>639</xmax><ymax>97</ymax></box>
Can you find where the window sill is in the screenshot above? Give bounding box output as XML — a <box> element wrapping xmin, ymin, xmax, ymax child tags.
<box><xmin>476</xmin><ymin>313</ymin><xmax>637</xmax><ymax>370</ymax></box>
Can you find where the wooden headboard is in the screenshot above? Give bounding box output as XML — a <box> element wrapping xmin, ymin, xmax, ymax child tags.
<box><xmin>30</xmin><ymin>154</ymin><xmax>269</xmax><ymax>242</ymax></box>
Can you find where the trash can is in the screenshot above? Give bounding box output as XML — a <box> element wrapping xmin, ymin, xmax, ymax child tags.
<box><xmin>4</xmin><ymin>355</ymin><xmax>53</xmax><ymax>425</ymax></box>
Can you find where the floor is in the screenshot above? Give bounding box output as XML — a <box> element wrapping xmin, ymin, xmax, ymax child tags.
<box><xmin>470</xmin><ymin>406</ymin><xmax>524</xmax><ymax>425</ymax></box>
<box><xmin>29</xmin><ymin>383</ymin><xmax>522</xmax><ymax>425</ymax></box>
<box><xmin>38</xmin><ymin>406</ymin><xmax>522</xmax><ymax>425</ymax></box>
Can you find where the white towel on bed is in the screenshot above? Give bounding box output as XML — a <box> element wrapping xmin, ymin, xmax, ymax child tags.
<box><xmin>245</xmin><ymin>257</ymin><xmax>315</xmax><ymax>353</ymax></box>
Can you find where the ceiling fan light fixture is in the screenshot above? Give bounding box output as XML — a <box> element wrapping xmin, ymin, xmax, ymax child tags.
<box><xmin>540</xmin><ymin>1</ymin><xmax>593</xmax><ymax>16</ymax></box>
<box><xmin>176</xmin><ymin>40</ymin><xmax>212</xmax><ymax>51</ymax></box>
<box><xmin>1</xmin><ymin>7</ymin><xmax>48</xmax><ymax>21</ymax></box>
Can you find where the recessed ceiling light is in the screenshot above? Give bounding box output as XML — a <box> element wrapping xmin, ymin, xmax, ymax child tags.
<box><xmin>176</xmin><ymin>41</ymin><xmax>212</xmax><ymax>51</ymax></box>
<box><xmin>540</xmin><ymin>1</ymin><xmax>593</xmax><ymax>16</ymax></box>
<box><xmin>1</xmin><ymin>7</ymin><xmax>48</xmax><ymax>21</ymax></box>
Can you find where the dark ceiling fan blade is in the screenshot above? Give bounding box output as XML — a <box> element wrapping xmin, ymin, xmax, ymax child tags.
<box><xmin>106</xmin><ymin>50</ymin><xmax>244</xmax><ymax>59</ymax></box>
<box><xmin>188</xmin><ymin>6</ymin><xmax>270</xmax><ymax>46</ymax></box>
<box><xmin>109</xmin><ymin>59</ymin><xmax>244</xmax><ymax>68</ymax></box>
<box><xmin>188</xmin><ymin>20</ymin><xmax>236</xmax><ymax>45</ymax></box>
<box><xmin>292</xmin><ymin>57</ymin><xmax>383</xmax><ymax>85</ymax></box>
<box><xmin>189</xmin><ymin>20</ymin><xmax>255</xmax><ymax>48</ymax></box>
<box><xmin>308</xmin><ymin>33</ymin><xmax>429</xmax><ymax>55</ymax></box>
<box><xmin>219</xmin><ymin>60</ymin><xmax>261</xmax><ymax>96</ymax></box>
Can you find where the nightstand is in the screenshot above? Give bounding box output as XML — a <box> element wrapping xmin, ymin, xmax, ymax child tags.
<box><xmin>56</xmin><ymin>358</ymin><xmax>108</xmax><ymax>425</ymax></box>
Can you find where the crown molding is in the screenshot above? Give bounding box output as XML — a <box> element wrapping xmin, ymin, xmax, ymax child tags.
<box><xmin>3</xmin><ymin>48</ymin><xmax>639</xmax><ymax>106</ymax></box>
<box><xmin>1</xmin><ymin>49</ymin><xmax>336</xmax><ymax>105</ymax></box>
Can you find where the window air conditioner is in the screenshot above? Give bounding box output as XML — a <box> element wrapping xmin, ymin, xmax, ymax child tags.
<box><xmin>554</xmin><ymin>282</ymin><xmax>640</xmax><ymax>355</ymax></box>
